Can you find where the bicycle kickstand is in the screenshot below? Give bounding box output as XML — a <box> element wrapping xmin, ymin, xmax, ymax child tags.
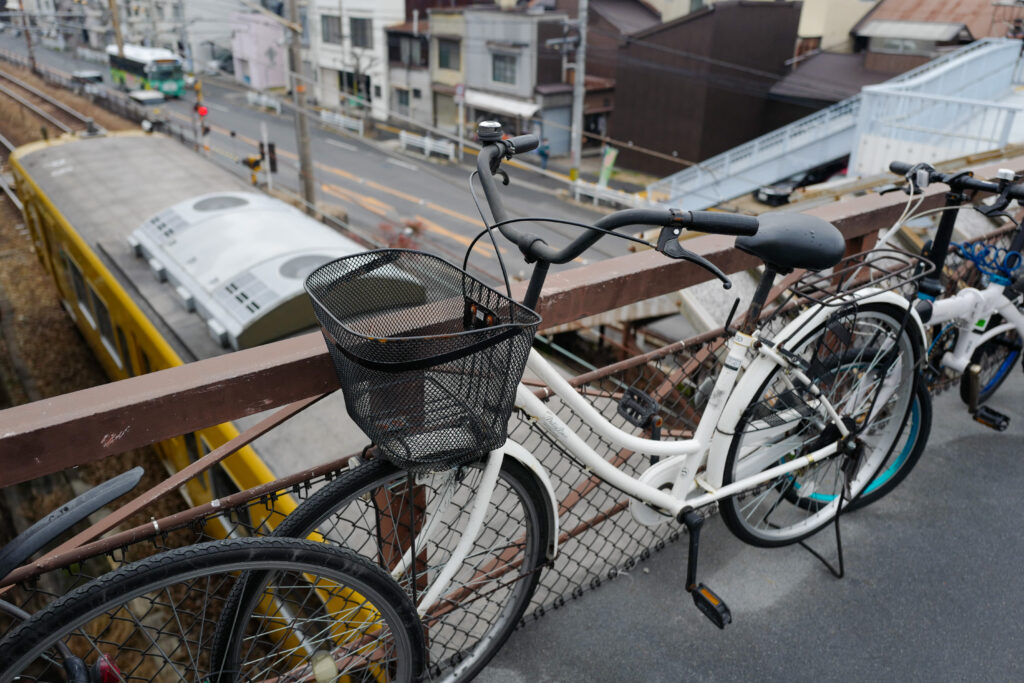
<box><xmin>680</xmin><ymin>508</ymin><xmax>732</xmax><ymax>629</ymax></box>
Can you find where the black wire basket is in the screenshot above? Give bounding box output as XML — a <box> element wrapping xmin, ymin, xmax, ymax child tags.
<box><xmin>306</xmin><ymin>249</ymin><xmax>542</xmax><ymax>472</ymax></box>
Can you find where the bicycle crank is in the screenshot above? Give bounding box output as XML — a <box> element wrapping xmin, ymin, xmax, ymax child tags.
<box><xmin>680</xmin><ymin>509</ymin><xmax>732</xmax><ymax>629</ymax></box>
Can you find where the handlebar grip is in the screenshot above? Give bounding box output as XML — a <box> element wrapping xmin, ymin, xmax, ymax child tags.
<box><xmin>506</xmin><ymin>134</ymin><xmax>539</xmax><ymax>155</ymax></box>
<box><xmin>684</xmin><ymin>210</ymin><xmax>759</xmax><ymax>237</ymax></box>
<box><xmin>889</xmin><ymin>161</ymin><xmax>914</xmax><ymax>175</ymax></box>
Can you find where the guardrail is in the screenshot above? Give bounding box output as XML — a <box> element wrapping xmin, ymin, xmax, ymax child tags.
<box><xmin>648</xmin><ymin>38</ymin><xmax>1024</xmax><ymax>210</ymax></box>
<box><xmin>850</xmin><ymin>39</ymin><xmax>1024</xmax><ymax>175</ymax></box>
<box><xmin>245</xmin><ymin>91</ymin><xmax>282</xmax><ymax>114</ymax></box>
<box><xmin>571</xmin><ymin>179</ymin><xmax>652</xmax><ymax>209</ymax></box>
<box><xmin>399</xmin><ymin>129</ymin><xmax>456</xmax><ymax>161</ymax></box>
<box><xmin>320</xmin><ymin>109</ymin><xmax>364</xmax><ymax>136</ymax></box>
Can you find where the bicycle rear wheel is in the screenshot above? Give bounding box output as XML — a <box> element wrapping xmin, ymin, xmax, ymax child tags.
<box><xmin>261</xmin><ymin>456</ymin><xmax>550</xmax><ymax>682</ymax></box>
<box><xmin>720</xmin><ymin>302</ymin><xmax>923</xmax><ymax>547</ymax></box>
<box><xmin>0</xmin><ymin>537</ymin><xmax>424</xmax><ymax>682</ymax></box>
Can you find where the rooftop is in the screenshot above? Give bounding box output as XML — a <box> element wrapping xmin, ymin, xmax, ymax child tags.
<box><xmin>771</xmin><ymin>52</ymin><xmax>891</xmax><ymax>103</ymax></box>
<box><xmin>855</xmin><ymin>0</ymin><xmax>1006</xmax><ymax>40</ymax></box>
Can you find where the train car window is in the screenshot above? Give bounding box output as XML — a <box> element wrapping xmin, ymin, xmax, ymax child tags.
<box><xmin>87</xmin><ymin>283</ymin><xmax>121</xmax><ymax>369</ymax></box>
<box><xmin>63</xmin><ymin>253</ymin><xmax>94</xmax><ymax>327</ymax></box>
<box><xmin>139</xmin><ymin>348</ymin><xmax>152</xmax><ymax>374</ymax></box>
<box><xmin>115</xmin><ymin>326</ymin><xmax>135</xmax><ymax>375</ymax></box>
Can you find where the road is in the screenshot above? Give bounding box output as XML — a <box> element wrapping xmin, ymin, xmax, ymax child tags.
<box><xmin>0</xmin><ymin>35</ymin><xmax>628</xmax><ymax>282</ymax></box>
<box><xmin>482</xmin><ymin>378</ymin><xmax>1024</xmax><ymax>681</ymax></box>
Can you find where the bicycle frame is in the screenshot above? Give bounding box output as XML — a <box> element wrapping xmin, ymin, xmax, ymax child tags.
<box><xmin>927</xmin><ymin>281</ymin><xmax>1024</xmax><ymax>374</ymax></box>
<box><xmin>413</xmin><ymin>287</ymin><xmax>921</xmax><ymax>615</ymax></box>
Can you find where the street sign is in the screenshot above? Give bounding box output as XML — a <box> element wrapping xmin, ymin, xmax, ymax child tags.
<box><xmin>454</xmin><ymin>83</ymin><xmax>464</xmax><ymax>104</ymax></box>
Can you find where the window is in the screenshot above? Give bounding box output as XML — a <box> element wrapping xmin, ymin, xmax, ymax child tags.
<box><xmin>690</xmin><ymin>0</ymin><xmax>703</xmax><ymax>12</ymax></box>
<box><xmin>438</xmin><ymin>38</ymin><xmax>460</xmax><ymax>70</ymax></box>
<box><xmin>351</xmin><ymin>17</ymin><xmax>372</xmax><ymax>49</ymax></box>
<box><xmin>87</xmin><ymin>283</ymin><xmax>121</xmax><ymax>367</ymax></box>
<box><xmin>321</xmin><ymin>14</ymin><xmax>342</xmax><ymax>44</ymax></box>
<box><xmin>396</xmin><ymin>89</ymin><xmax>409</xmax><ymax>107</ymax></box>
<box><xmin>63</xmin><ymin>251</ymin><xmax>92</xmax><ymax>325</ymax></box>
<box><xmin>492</xmin><ymin>53</ymin><xmax>517</xmax><ymax>85</ymax></box>
<box><xmin>412</xmin><ymin>88</ymin><xmax>421</xmax><ymax>99</ymax></box>
<box><xmin>374</xmin><ymin>85</ymin><xmax>382</xmax><ymax>98</ymax></box>
<box><xmin>299</xmin><ymin>7</ymin><xmax>310</xmax><ymax>47</ymax></box>
<box><xmin>388</xmin><ymin>33</ymin><xmax>426</xmax><ymax>67</ymax></box>
<box><xmin>115</xmin><ymin>326</ymin><xmax>135</xmax><ymax>375</ymax></box>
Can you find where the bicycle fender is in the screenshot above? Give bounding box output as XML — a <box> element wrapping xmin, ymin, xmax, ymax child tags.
<box><xmin>705</xmin><ymin>289</ymin><xmax>925</xmax><ymax>488</ymax></box>
<box><xmin>0</xmin><ymin>466</ymin><xmax>144</xmax><ymax>583</ymax></box>
<box><xmin>501</xmin><ymin>440</ymin><xmax>560</xmax><ymax>559</ymax></box>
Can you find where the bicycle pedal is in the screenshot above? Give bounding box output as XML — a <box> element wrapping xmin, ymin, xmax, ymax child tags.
<box><xmin>974</xmin><ymin>405</ymin><xmax>1010</xmax><ymax>431</ymax></box>
<box><xmin>691</xmin><ymin>583</ymin><xmax>731</xmax><ymax>629</ymax></box>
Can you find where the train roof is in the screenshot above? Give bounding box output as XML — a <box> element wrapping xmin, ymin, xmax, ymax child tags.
<box><xmin>13</xmin><ymin>132</ymin><xmax>365</xmax><ymax>359</ymax></box>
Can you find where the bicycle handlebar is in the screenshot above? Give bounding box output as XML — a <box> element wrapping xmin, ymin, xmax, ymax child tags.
<box><xmin>477</xmin><ymin>133</ymin><xmax>757</xmax><ymax>266</ymax></box>
<box><xmin>889</xmin><ymin>160</ymin><xmax>1024</xmax><ymax>199</ymax></box>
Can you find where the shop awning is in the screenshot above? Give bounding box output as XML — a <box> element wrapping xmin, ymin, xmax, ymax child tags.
<box><xmin>464</xmin><ymin>89</ymin><xmax>540</xmax><ymax>119</ymax></box>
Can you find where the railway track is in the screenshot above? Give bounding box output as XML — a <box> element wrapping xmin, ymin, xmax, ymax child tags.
<box><xmin>0</xmin><ymin>68</ymin><xmax>98</xmax><ymax>135</ymax></box>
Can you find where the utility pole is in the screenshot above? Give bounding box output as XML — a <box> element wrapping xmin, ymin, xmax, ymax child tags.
<box><xmin>108</xmin><ymin>0</ymin><xmax>124</xmax><ymax>57</ymax></box>
<box><xmin>569</xmin><ymin>0</ymin><xmax>588</xmax><ymax>182</ymax></box>
<box><xmin>21</xmin><ymin>6</ymin><xmax>37</xmax><ymax>73</ymax></box>
<box><xmin>287</xmin><ymin>0</ymin><xmax>316</xmax><ymax>213</ymax></box>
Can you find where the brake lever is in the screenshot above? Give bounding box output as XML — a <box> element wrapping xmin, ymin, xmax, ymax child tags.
<box><xmin>656</xmin><ymin>227</ymin><xmax>732</xmax><ymax>289</ymax></box>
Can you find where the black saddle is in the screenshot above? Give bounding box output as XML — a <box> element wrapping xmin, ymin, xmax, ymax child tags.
<box><xmin>736</xmin><ymin>213</ymin><xmax>844</xmax><ymax>273</ymax></box>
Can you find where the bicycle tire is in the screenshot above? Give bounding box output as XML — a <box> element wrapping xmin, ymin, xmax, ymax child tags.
<box><xmin>720</xmin><ymin>302</ymin><xmax>923</xmax><ymax>547</ymax></box>
<box><xmin>958</xmin><ymin>315</ymin><xmax>1021</xmax><ymax>405</ymax></box>
<box><xmin>844</xmin><ymin>377</ymin><xmax>931</xmax><ymax>511</ymax></box>
<box><xmin>0</xmin><ymin>537</ymin><xmax>425</xmax><ymax>683</ymax></box>
<box><xmin>260</xmin><ymin>456</ymin><xmax>550</xmax><ymax>682</ymax></box>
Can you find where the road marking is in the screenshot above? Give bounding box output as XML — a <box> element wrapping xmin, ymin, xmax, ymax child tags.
<box><xmin>317</xmin><ymin>163</ymin><xmax>357</xmax><ymax>180</ymax></box>
<box><xmin>364</xmin><ymin>179</ymin><xmax>423</xmax><ymax>205</ymax></box>
<box><xmin>206</xmin><ymin>102</ymin><xmax>231</xmax><ymax>113</ymax></box>
<box><xmin>322</xmin><ymin>183</ymin><xmax>394</xmax><ymax>219</ymax></box>
<box><xmin>425</xmin><ymin>200</ymin><xmax>482</xmax><ymax>227</ymax></box>
<box><xmin>386</xmin><ymin>157</ymin><xmax>418</xmax><ymax>171</ymax></box>
<box><xmin>326</xmin><ymin>138</ymin><xmax>358</xmax><ymax>151</ymax></box>
<box><xmin>414</xmin><ymin>215</ymin><xmax>498</xmax><ymax>260</ymax></box>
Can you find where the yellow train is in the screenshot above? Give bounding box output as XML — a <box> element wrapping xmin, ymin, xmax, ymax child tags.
<box><xmin>10</xmin><ymin>130</ymin><xmax>368</xmax><ymax>520</ymax></box>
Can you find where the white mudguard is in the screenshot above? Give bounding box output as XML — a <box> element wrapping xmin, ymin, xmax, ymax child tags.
<box><xmin>501</xmin><ymin>440</ymin><xmax>561</xmax><ymax>558</ymax></box>
<box><xmin>704</xmin><ymin>288</ymin><xmax>925</xmax><ymax>488</ymax></box>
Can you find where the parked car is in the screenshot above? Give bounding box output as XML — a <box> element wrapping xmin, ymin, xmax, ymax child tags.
<box><xmin>754</xmin><ymin>160</ymin><xmax>848</xmax><ymax>206</ymax></box>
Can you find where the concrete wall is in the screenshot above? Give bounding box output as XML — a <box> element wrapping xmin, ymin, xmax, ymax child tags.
<box><xmin>463</xmin><ymin>10</ymin><xmax>539</xmax><ymax>100</ymax></box>
<box><xmin>798</xmin><ymin>0</ymin><xmax>876</xmax><ymax>53</ymax></box>
<box><xmin>231</xmin><ymin>12</ymin><xmax>287</xmax><ymax>90</ymax></box>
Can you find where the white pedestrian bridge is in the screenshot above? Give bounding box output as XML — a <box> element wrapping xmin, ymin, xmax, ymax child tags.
<box><xmin>647</xmin><ymin>38</ymin><xmax>1024</xmax><ymax>211</ymax></box>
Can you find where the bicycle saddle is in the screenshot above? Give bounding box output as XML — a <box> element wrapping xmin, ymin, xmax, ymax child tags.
<box><xmin>736</xmin><ymin>212</ymin><xmax>844</xmax><ymax>273</ymax></box>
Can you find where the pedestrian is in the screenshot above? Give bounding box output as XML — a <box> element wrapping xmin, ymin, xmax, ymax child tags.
<box><xmin>538</xmin><ymin>138</ymin><xmax>550</xmax><ymax>171</ymax></box>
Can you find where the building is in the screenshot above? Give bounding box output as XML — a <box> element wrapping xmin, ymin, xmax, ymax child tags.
<box><xmin>69</xmin><ymin>0</ymin><xmax>242</xmax><ymax>71</ymax></box>
<box><xmin>385</xmin><ymin>18</ymin><xmax>431</xmax><ymax>126</ymax></box>
<box><xmin>611</xmin><ymin>0</ymin><xmax>802</xmax><ymax>175</ymax></box>
<box><xmin>428</xmin><ymin>7</ymin><xmax>466</xmax><ymax>135</ymax></box>
<box><xmin>231</xmin><ymin>11</ymin><xmax>288</xmax><ymax>90</ymax></box>
<box><xmin>307</xmin><ymin>0</ymin><xmax>404</xmax><ymax>121</ymax></box>
<box><xmin>461</xmin><ymin>6</ymin><xmax>570</xmax><ymax>153</ymax></box>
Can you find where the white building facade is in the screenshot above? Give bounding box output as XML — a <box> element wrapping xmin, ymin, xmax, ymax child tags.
<box><xmin>307</xmin><ymin>0</ymin><xmax>404</xmax><ymax>121</ymax></box>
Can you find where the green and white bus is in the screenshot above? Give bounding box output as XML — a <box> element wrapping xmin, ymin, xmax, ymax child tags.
<box><xmin>106</xmin><ymin>44</ymin><xmax>185</xmax><ymax>98</ymax></box>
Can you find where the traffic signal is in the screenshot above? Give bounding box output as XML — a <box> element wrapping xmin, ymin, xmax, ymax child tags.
<box><xmin>194</xmin><ymin>103</ymin><xmax>208</xmax><ymax>117</ymax></box>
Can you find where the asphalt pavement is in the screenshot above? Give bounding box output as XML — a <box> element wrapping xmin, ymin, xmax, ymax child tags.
<box><xmin>482</xmin><ymin>376</ymin><xmax>1024</xmax><ymax>681</ymax></box>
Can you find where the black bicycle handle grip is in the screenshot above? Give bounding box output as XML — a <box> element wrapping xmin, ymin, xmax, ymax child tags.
<box><xmin>682</xmin><ymin>210</ymin><xmax>759</xmax><ymax>237</ymax></box>
<box><xmin>505</xmin><ymin>134</ymin><xmax>539</xmax><ymax>155</ymax></box>
<box><xmin>889</xmin><ymin>161</ymin><xmax>914</xmax><ymax>175</ymax></box>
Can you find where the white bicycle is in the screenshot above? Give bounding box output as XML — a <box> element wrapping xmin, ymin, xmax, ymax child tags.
<box><xmin>253</xmin><ymin>125</ymin><xmax>930</xmax><ymax>681</ymax></box>
<box><xmin>884</xmin><ymin>161</ymin><xmax>1024</xmax><ymax>430</ymax></box>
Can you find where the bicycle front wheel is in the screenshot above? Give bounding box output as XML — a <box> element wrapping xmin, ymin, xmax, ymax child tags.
<box><xmin>720</xmin><ymin>302</ymin><xmax>922</xmax><ymax>547</ymax></box>
<box><xmin>0</xmin><ymin>537</ymin><xmax>425</xmax><ymax>682</ymax></box>
<box><xmin>958</xmin><ymin>314</ymin><xmax>1022</xmax><ymax>405</ymax></box>
<box><xmin>264</xmin><ymin>456</ymin><xmax>550</xmax><ymax>683</ymax></box>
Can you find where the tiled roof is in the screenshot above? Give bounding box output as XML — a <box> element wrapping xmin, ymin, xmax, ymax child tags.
<box><xmin>856</xmin><ymin>0</ymin><xmax>1007</xmax><ymax>40</ymax></box>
